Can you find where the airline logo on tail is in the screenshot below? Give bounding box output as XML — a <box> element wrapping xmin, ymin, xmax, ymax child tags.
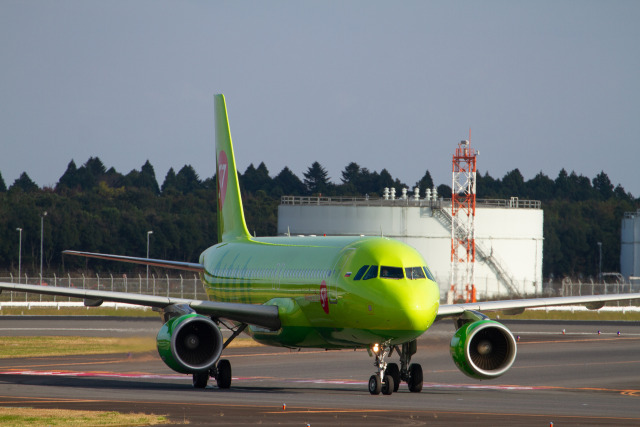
<box><xmin>217</xmin><ymin>150</ymin><xmax>228</xmax><ymax>208</ymax></box>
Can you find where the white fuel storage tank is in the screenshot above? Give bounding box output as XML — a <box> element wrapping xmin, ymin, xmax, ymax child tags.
<box><xmin>277</xmin><ymin>196</ymin><xmax>543</xmax><ymax>299</ymax></box>
<box><xmin>621</xmin><ymin>209</ymin><xmax>640</xmax><ymax>280</ymax></box>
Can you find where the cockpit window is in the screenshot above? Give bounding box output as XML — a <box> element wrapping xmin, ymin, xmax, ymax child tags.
<box><xmin>423</xmin><ymin>266</ymin><xmax>436</xmax><ymax>281</ymax></box>
<box><xmin>362</xmin><ymin>265</ymin><xmax>378</xmax><ymax>280</ymax></box>
<box><xmin>405</xmin><ymin>267</ymin><xmax>426</xmax><ymax>280</ymax></box>
<box><xmin>380</xmin><ymin>266</ymin><xmax>404</xmax><ymax>279</ymax></box>
<box><xmin>353</xmin><ymin>265</ymin><xmax>369</xmax><ymax>281</ymax></box>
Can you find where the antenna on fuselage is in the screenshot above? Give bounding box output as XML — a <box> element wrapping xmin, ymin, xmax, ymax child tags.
<box><xmin>287</xmin><ymin>226</ymin><xmax>291</xmax><ymax>237</ymax></box>
<box><xmin>380</xmin><ymin>225</ymin><xmax>383</xmax><ymax>238</ymax></box>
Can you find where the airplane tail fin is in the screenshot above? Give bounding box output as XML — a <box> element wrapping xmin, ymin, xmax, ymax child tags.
<box><xmin>214</xmin><ymin>94</ymin><xmax>251</xmax><ymax>242</ymax></box>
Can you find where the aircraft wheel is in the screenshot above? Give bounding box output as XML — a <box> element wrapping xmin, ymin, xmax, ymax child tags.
<box><xmin>368</xmin><ymin>374</ymin><xmax>381</xmax><ymax>395</ymax></box>
<box><xmin>407</xmin><ymin>363</ymin><xmax>423</xmax><ymax>393</ymax></box>
<box><xmin>216</xmin><ymin>359</ymin><xmax>232</xmax><ymax>389</ymax></box>
<box><xmin>381</xmin><ymin>375</ymin><xmax>394</xmax><ymax>395</ymax></box>
<box><xmin>192</xmin><ymin>371</ymin><xmax>209</xmax><ymax>389</ymax></box>
<box><xmin>386</xmin><ymin>363</ymin><xmax>400</xmax><ymax>392</ymax></box>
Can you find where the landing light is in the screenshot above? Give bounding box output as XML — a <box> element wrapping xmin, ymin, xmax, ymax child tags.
<box><xmin>372</xmin><ymin>343</ymin><xmax>380</xmax><ymax>354</ymax></box>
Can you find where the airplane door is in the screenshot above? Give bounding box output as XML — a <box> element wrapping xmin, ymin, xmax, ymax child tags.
<box><xmin>329</xmin><ymin>249</ymin><xmax>355</xmax><ymax>304</ymax></box>
<box><xmin>272</xmin><ymin>263</ymin><xmax>284</xmax><ymax>290</ymax></box>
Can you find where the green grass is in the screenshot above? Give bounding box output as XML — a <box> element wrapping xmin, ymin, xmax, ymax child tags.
<box><xmin>1</xmin><ymin>334</ymin><xmax>262</xmax><ymax>360</ymax></box>
<box><xmin>491</xmin><ymin>309</ymin><xmax>640</xmax><ymax>322</ymax></box>
<box><xmin>0</xmin><ymin>407</ymin><xmax>171</xmax><ymax>426</ymax></box>
<box><xmin>0</xmin><ymin>336</ymin><xmax>157</xmax><ymax>359</ymax></box>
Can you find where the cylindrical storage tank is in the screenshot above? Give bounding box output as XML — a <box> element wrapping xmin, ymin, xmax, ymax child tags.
<box><xmin>278</xmin><ymin>199</ymin><xmax>543</xmax><ymax>299</ymax></box>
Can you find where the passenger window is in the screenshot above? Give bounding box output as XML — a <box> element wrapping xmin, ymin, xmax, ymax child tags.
<box><xmin>405</xmin><ymin>267</ymin><xmax>426</xmax><ymax>280</ymax></box>
<box><xmin>362</xmin><ymin>265</ymin><xmax>378</xmax><ymax>280</ymax></box>
<box><xmin>353</xmin><ymin>265</ymin><xmax>369</xmax><ymax>281</ymax></box>
<box><xmin>380</xmin><ymin>266</ymin><xmax>404</xmax><ymax>279</ymax></box>
<box><xmin>423</xmin><ymin>266</ymin><xmax>436</xmax><ymax>281</ymax></box>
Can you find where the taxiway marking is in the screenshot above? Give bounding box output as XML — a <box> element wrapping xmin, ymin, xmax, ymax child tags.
<box><xmin>2</xmin><ymin>369</ymin><xmax>638</xmax><ymax>397</ymax></box>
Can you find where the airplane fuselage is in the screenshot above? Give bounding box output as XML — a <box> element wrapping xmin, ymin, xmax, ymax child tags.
<box><xmin>199</xmin><ymin>235</ymin><xmax>440</xmax><ymax>349</ymax></box>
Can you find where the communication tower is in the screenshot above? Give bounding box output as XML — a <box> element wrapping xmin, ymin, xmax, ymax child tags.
<box><xmin>449</xmin><ymin>140</ymin><xmax>477</xmax><ymax>303</ymax></box>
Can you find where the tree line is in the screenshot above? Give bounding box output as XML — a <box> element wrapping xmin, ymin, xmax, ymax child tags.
<box><xmin>0</xmin><ymin>157</ymin><xmax>637</xmax><ymax>280</ymax></box>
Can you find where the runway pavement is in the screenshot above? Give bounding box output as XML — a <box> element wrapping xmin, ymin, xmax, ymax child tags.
<box><xmin>1</xmin><ymin>316</ymin><xmax>639</xmax><ymax>426</ymax></box>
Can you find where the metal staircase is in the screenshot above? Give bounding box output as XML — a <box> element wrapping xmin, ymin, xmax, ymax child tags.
<box><xmin>433</xmin><ymin>207</ymin><xmax>520</xmax><ymax>296</ymax></box>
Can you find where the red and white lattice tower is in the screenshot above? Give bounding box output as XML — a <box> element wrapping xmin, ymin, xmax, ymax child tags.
<box><xmin>449</xmin><ymin>140</ymin><xmax>477</xmax><ymax>303</ymax></box>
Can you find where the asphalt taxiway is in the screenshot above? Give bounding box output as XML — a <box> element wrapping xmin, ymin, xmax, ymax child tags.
<box><xmin>1</xmin><ymin>316</ymin><xmax>639</xmax><ymax>426</ymax></box>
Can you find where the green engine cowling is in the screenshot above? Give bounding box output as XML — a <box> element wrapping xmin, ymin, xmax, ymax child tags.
<box><xmin>156</xmin><ymin>313</ymin><xmax>223</xmax><ymax>374</ymax></box>
<box><xmin>450</xmin><ymin>319</ymin><xmax>517</xmax><ymax>380</ymax></box>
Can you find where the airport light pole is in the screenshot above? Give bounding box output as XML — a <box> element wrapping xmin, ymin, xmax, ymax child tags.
<box><xmin>597</xmin><ymin>242</ymin><xmax>602</xmax><ymax>283</ymax></box>
<box><xmin>147</xmin><ymin>230</ymin><xmax>153</xmax><ymax>291</ymax></box>
<box><xmin>16</xmin><ymin>228</ymin><xmax>22</xmax><ymax>283</ymax></box>
<box><xmin>40</xmin><ymin>211</ymin><xmax>47</xmax><ymax>284</ymax></box>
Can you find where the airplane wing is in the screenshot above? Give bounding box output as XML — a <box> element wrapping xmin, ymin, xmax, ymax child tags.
<box><xmin>0</xmin><ymin>282</ymin><xmax>281</xmax><ymax>330</ymax></box>
<box><xmin>437</xmin><ymin>293</ymin><xmax>640</xmax><ymax>320</ymax></box>
<box><xmin>62</xmin><ymin>250</ymin><xmax>204</xmax><ymax>272</ymax></box>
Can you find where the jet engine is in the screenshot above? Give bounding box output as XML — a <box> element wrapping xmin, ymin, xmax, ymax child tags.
<box><xmin>450</xmin><ymin>319</ymin><xmax>517</xmax><ymax>380</ymax></box>
<box><xmin>156</xmin><ymin>313</ymin><xmax>223</xmax><ymax>374</ymax></box>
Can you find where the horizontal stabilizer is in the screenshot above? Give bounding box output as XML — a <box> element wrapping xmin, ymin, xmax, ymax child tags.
<box><xmin>63</xmin><ymin>250</ymin><xmax>204</xmax><ymax>272</ymax></box>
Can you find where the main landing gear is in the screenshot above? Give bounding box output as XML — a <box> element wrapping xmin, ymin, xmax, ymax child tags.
<box><xmin>192</xmin><ymin>321</ymin><xmax>247</xmax><ymax>390</ymax></box>
<box><xmin>192</xmin><ymin>359</ymin><xmax>232</xmax><ymax>389</ymax></box>
<box><xmin>368</xmin><ymin>340</ymin><xmax>423</xmax><ymax>395</ymax></box>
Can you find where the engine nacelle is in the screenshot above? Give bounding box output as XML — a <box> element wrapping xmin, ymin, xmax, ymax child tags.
<box><xmin>450</xmin><ymin>319</ymin><xmax>517</xmax><ymax>380</ymax></box>
<box><xmin>156</xmin><ymin>313</ymin><xmax>223</xmax><ymax>374</ymax></box>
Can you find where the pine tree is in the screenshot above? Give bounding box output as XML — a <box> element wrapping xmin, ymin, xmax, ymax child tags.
<box><xmin>526</xmin><ymin>172</ymin><xmax>554</xmax><ymax>201</ymax></box>
<box><xmin>341</xmin><ymin>162</ymin><xmax>361</xmax><ymax>185</ymax></box>
<box><xmin>10</xmin><ymin>172</ymin><xmax>39</xmax><ymax>192</ymax></box>
<box><xmin>592</xmin><ymin>171</ymin><xmax>614</xmax><ymax>200</ymax></box>
<box><xmin>416</xmin><ymin>170</ymin><xmax>434</xmax><ymax>193</ymax></box>
<box><xmin>57</xmin><ymin>160</ymin><xmax>80</xmax><ymax>191</ymax></box>
<box><xmin>303</xmin><ymin>162</ymin><xmax>331</xmax><ymax>195</ymax></box>
<box><xmin>161</xmin><ymin>168</ymin><xmax>178</xmax><ymax>194</ymax></box>
<box><xmin>139</xmin><ymin>160</ymin><xmax>160</xmax><ymax>194</ymax></box>
<box><xmin>242</xmin><ymin>162</ymin><xmax>272</xmax><ymax>194</ymax></box>
<box><xmin>175</xmin><ymin>165</ymin><xmax>201</xmax><ymax>194</ymax></box>
<box><xmin>72</xmin><ymin>157</ymin><xmax>108</xmax><ymax>191</ymax></box>
<box><xmin>272</xmin><ymin>167</ymin><xmax>306</xmax><ymax>196</ymax></box>
<box><xmin>501</xmin><ymin>169</ymin><xmax>525</xmax><ymax>197</ymax></box>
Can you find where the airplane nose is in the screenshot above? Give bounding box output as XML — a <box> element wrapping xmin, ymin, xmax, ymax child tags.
<box><xmin>391</xmin><ymin>280</ymin><xmax>439</xmax><ymax>331</ymax></box>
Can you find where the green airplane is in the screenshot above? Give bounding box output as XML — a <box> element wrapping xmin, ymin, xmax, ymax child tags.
<box><xmin>3</xmin><ymin>94</ymin><xmax>640</xmax><ymax>396</ymax></box>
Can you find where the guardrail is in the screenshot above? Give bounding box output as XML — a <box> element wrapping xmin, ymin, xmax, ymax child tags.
<box><xmin>280</xmin><ymin>195</ymin><xmax>444</xmax><ymax>208</ymax></box>
<box><xmin>281</xmin><ymin>196</ymin><xmax>541</xmax><ymax>209</ymax></box>
<box><xmin>624</xmin><ymin>209</ymin><xmax>640</xmax><ymax>219</ymax></box>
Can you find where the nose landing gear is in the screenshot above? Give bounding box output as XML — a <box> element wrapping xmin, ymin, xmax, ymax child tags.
<box><xmin>368</xmin><ymin>340</ymin><xmax>423</xmax><ymax>395</ymax></box>
<box><xmin>369</xmin><ymin>344</ymin><xmax>394</xmax><ymax>395</ymax></box>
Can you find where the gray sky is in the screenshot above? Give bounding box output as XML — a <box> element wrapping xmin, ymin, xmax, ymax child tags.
<box><xmin>1</xmin><ymin>1</ymin><xmax>639</xmax><ymax>197</ymax></box>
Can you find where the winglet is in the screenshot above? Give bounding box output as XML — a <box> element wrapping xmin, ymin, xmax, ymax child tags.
<box><xmin>214</xmin><ymin>94</ymin><xmax>251</xmax><ymax>242</ymax></box>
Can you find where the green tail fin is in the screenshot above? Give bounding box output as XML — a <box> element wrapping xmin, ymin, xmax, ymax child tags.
<box><xmin>214</xmin><ymin>94</ymin><xmax>251</xmax><ymax>242</ymax></box>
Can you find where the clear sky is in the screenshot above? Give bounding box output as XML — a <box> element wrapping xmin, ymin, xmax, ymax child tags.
<box><xmin>1</xmin><ymin>1</ymin><xmax>639</xmax><ymax>197</ymax></box>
